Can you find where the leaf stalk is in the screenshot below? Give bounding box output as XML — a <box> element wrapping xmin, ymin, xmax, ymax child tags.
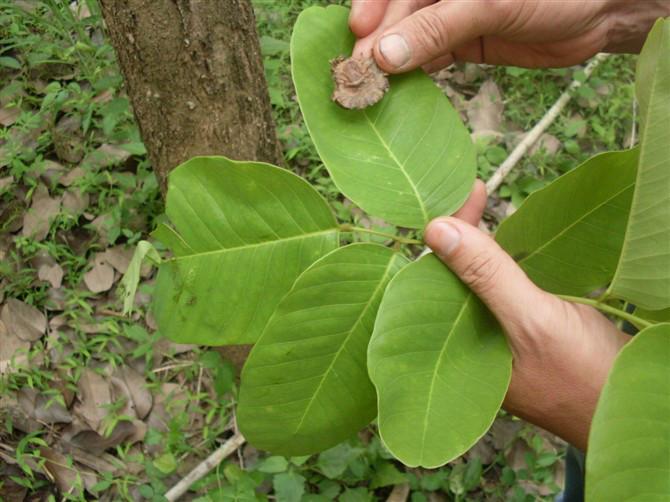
<box><xmin>338</xmin><ymin>224</ymin><xmax>422</xmax><ymax>245</ymax></box>
<box><xmin>557</xmin><ymin>295</ymin><xmax>653</xmax><ymax>329</ymax></box>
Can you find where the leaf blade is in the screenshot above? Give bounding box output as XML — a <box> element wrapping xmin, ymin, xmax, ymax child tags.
<box><xmin>495</xmin><ymin>149</ymin><xmax>638</xmax><ymax>296</ymax></box>
<box><xmin>586</xmin><ymin>323</ymin><xmax>670</xmax><ymax>500</ymax></box>
<box><xmin>608</xmin><ymin>19</ymin><xmax>670</xmax><ymax>309</ymax></box>
<box><xmin>368</xmin><ymin>254</ymin><xmax>511</xmax><ymax>468</ymax></box>
<box><xmin>291</xmin><ymin>5</ymin><xmax>475</xmax><ymax>229</ymax></box>
<box><xmin>238</xmin><ymin>244</ymin><xmax>408</xmax><ymax>455</ymax></box>
<box><xmin>151</xmin><ymin>156</ymin><xmax>339</xmax><ymax>345</ymax></box>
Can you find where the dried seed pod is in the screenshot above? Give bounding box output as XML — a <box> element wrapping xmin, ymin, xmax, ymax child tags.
<box><xmin>331</xmin><ymin>56</ymin><xmax>389</xmax><ymax>109</ymax></box>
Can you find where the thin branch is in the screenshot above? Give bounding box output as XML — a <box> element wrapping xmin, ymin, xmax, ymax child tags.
<box><xmin>485</xmin><ymin>53</ymin><xmax>609</xmax><ymax>195</ymax></box>
<box><xmin>164</xmin><ymin>432</ymin><xmax>246</xmax><ymax>501</ymax></box>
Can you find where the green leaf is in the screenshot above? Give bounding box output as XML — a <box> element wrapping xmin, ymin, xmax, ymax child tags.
<box><xmin>370</xmin><ymin>461</ymin><xmax>407</xmax><ymax>489</ymax></box>
<box><xmin>260</xmin><ymin>35</ymin><xmax>289</xmax><ymax>56</ymax></box>
<box><xmin>238</xmin><ymin>244</ymin><xmax>408</xmax><ymax>455</ymax></box>
<box><xmin>153</xmin><ymin>452</ymin><xmax>177</xmax><ymax>474</ymax></box>
<box><xmin>340</xmin><ymin>487</ymin><xmax>372</xmax><ymax>502</ymax></box>
<box><xmin>316</xmin><ymin>443</ymin><xmax>363</xmax><ymax>479</ymax></box>
<box><xmin>257</xmin><ymin>456</ymin><xmax>288</xmax><ymax>474</ymax></box>
<box><xmin>273</xmin><ymin>472</ymin><xmax>306</xmax><ymax>502</ymax></box>
<box><xmin>496</xmin><ymin>149</ymin><xmax>638</xmax><ymax>296</ymax></box>
<box><xmin>608</xmin><ymin>19</ymin><xmax>670</xmax><ymax>309</ymax></box>
<box><xmin>120</xmin><ymin>240</ymin><xmax>161</xmax><ymax>315</ymax></box>
<box><xmin>0</xmin><ymin>56</ymin><xmax>21</xmax><ymax>69</ymax></box>
<box><xmin>586</xmin><ymin>323</ymin><xmax>670</xmax><ymax>500</ymax></box>
<box><xmin>368</xmin><ymin>254</ymin><xmax>511</xmax><ymax>468</ymax></box>
<box><xmin>635</xmin><ymin>306</ymin><xmax>670</xmax><ymax>323</ymax></box>
<box><xmin>151</xmin><ymin>156</ymin><xmax>339</xmax><ymax>345</ymax></box>
<box><xmin>291</xmin><ymin>5</ymin><xmax>475</xmax><ymax>229</ymax></box>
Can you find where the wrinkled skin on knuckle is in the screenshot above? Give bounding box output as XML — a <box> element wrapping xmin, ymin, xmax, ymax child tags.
<box><xmin>461</xmin><ymin>252</ymin><xmax>502</xmax><ymax>295</ymax></box>
<box><xmin>412</xmin><ymin>7</ymin><xmax>450</xmax><ymax>59</ymax></box>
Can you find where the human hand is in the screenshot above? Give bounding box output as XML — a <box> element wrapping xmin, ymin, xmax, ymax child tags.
<box><xmin>428</xmin><ymin>181</ymin><xmax>630</xmax><ymax>450</ymax></box>
<box><xmin>350</xmin><ymin>0</ymin><xmax>669</xmax><ymax>72</ymax></box>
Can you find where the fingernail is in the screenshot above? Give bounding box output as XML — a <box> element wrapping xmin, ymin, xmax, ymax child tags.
<box><xmin>379</xmin><ymin>34</ymin><xmax>410</xmax><ymax>68</ymax></box>
<box><xmin>432</xmin><ymin>221</ymin><xmax>461</xmax><ymax>256</ymax></box>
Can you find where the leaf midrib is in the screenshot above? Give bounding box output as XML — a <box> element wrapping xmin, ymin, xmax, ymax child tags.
<box><xmin>514</xmin><ymin>181</ymin><xmax>635</xmax><ymax>267</ymax></box>
<box><xmin>290</xmin><ymin>253</ymin><xmax>402</xmax><ymax>438</ymax></box>
<box><xmin>363</xmin><ymin>110</ymin><xmax>429</xmax><ymax>224</ymax></box>
<box><xmin>419</xmin><ymin>293</ymin><xmax>471</xmax><ymax>464</ymax></box>
<box><xmin>166</xmin><ymin>228</ymin><xmax>338</xmax><ymax>262</ymax></box>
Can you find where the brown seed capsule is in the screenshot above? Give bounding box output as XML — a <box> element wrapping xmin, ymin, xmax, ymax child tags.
<box><xmin>330</xmin><ymin>56</ymin><xmax>389</xmax><ymax>110</ymax></box>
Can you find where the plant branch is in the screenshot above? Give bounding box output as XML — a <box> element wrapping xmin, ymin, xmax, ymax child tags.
<box><xmin>339</xmin><ymin>224</ymin><xmax>422</xmax><ymax>245</ymax></box>
<box><xmin>558</xmin><ymin>295</ymin><xmax>652</xmax><ymax>329</ymax></box>
<box><xmin>486</xmin><ymin>53</ymin><xmax>609</xmax><ymax>195</ymax></box>
<box><xmin>164</xmin><ymin>432</ymin><xmax>245</xmax><ymax>501</ymax></box>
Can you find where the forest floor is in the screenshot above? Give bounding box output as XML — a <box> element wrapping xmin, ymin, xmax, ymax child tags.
<box><xmin>0</xmin><ymin>1</ymin><xmax>637</xmax><ymax>501</ymax></box>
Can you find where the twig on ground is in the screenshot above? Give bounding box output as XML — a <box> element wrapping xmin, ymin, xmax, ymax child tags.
<box><xmin>485</xmin><ymin>53</ymin><xmax>609</xmax><ymax>195</ymax></box>
<box><xmin>386</xmin><ymin>483</ymin><xmax>411</xmax><ymax>502</ymax></box>
<box><xmin>164</xmin><ymin>431</ymin><xmax>246</xmax><ymax>501</ymax></box>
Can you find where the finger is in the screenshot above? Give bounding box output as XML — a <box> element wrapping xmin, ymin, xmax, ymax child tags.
<box><xmin>373</xmin><ymin>0</ymin><xmax>502</xmax><ymax>72</ymax></box>
<box><xmin>349</xmin><ymin>0</ymin><xmax>389</xmax><ymax>38</ymax></box>
<box><xmin>353</xmin><ymin>0</ymin><xmax>434</xmax><ymax>58</ymax></box>
<box><xmin>421</xmin><ymin>52</ymin><xmax>454</xmax><ymax>74</ymax></box>
<box><xmin>452</xmin><ymin>179</ymin><xmax>486</xmax><ymax>226</ymax></box>
<box><xmin>424</xmin><ymin>216</ymin><xmax>550</xmax><ymax>327</ymax></box>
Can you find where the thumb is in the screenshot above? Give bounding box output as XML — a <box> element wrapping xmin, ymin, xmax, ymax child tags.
<box><xmin>424</xmin><ymin>217</ymin><xmax>551</xmax><ymax>329</ymax></box>
<box><xmin>373</xmin><ymin>1</ymin><xmax>500</xmax><ymax>72</ymax></box>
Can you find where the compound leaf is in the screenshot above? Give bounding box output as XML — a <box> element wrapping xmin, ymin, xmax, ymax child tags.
<box><xmin>368</xmin><ymin>254</ymin><xmax>511</xmax><ymax>468</ymax></box>
<box><xmin>496</xmin><ymin>149</ymin><xmax>637</xmax><ymax>296</ymax></box>
<box><xmin>238</xmin><ymin>244</ymin><xmax>408</xmax><ymax>454</ymax></box>
<box><xmin>291</xmin><ymin>5</ymin><xmax>475</xmax><ymax>229</ymax></box>
<box><xmin>151</xmin><ymin>156</ymin><xmax>339</xmax><ymax>345</ymax></box>
<box><xmin>608</xmin><ymin>19</ymin><xmax>670</xmax><ymax>309</ymax></box>
<box><xmin>586</xmin><ymin>323</ymin><xmax>670</xmax><ymax>500</ymax></box>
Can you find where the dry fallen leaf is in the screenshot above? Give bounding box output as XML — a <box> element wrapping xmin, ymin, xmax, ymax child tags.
<box><xmin>465</xmin><ymin>434</ymin><xmax>496</xmax><ymax>465</ymax></box>
<box><xmin>66</xmin><ymin>420</ymin><xmax>139</xmax><ymax>456</ymax></box>
<box><xmin>116</xmin><ymin>365</ymin><xmax>153</xmax><ymax>420</ymax></box>
<box><xmin>62</xmin><ymin>188</ymin><xmax>90</xmax><ymax>216</ymax></box>
<box><xmin>331</xmin><ymin>56</ymin><xmax>389</xmax><ymax>109</ymax></box>
<box><xmin>22</xmin><ymin>184</ymin><xmax>61</xmax><ymax>241</ymax></box>
<box><xmin>40</xmin><ymin>159</ymin><xmax>66</xmax><ymax>186</ymax></box>
<box><xmin>467</xmin><ymin>79</ymin><xmax>504</xmax><ymax>139</ymax></box>
<box><xmin>0</xmin><ymin>175</ymin><xmax>13</xmax><ymax>192</ymax></box>
<box><xmin>0</xmin><ymin>105</ymin><xmax>21</xmax><ymax>127</ymax></box>
<box><xmin>83</xmin><ymin>254</ymin><xmax>115</xmax><ymax>293</ymax></box>
<box><xmin>59</xmin><ymin>166</ymin><xmax>85</xmax><ymax>187</ymax></box>
<box><xmin>82</xmin><ymin>143</ymin><xmax>131</xmax><ymax>170</ymax></box>
<box><xmin>40</xmin><ymin>446</ymin><xmax>97</xmax><ymax>496</ymax></box>
<box><xmin>35</xmin><ymin>392</ymin><xmax>73</xmax><ymax>424</ymax></box>
<box><xmin>102</xmin><ymin>245</ymin><xmax>134</xmax><ymax>274</ymax></box>
<box><xmin>38</xmin><ymin>263</ymin><xmax>64</xmax><ymax>288</ymax></box>
<box><xmin>75</xmin><ymin>368</ymin><xmax>112</xmax><ymax>432</ymax></box>
<box><xmin>1</xmin><ymin>298</ymin><xmax>46</xmax><ymax>342</ymax></box>
<box><xmin>0</xmin><ymin>319</ymin><xmax>31</xmax><ymax>375</ymax></box>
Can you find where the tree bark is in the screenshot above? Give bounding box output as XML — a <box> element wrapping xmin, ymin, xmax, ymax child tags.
<box><xmin>99</xmin><ymin>0</ymin><xmax>283</xmax><ymax>191</ymax></box>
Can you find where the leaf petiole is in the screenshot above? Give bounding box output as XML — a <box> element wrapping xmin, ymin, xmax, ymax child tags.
<box><xmin>557</xmin><ymin>295</ymin><xmax>653</xmax><ymax>329</ymax></box>
<box><xmin>338</xmin><ymin>224</ymin><xmax>422</xmax><ymax>245</ymax></box>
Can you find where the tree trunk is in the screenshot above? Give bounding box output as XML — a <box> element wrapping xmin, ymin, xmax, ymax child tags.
<box><xmin>99</xmin><ymin>0</ymin><xmax>283</xmax><ymax>192</ymax></box>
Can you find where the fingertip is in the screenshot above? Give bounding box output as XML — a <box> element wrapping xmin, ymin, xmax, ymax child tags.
<box><xmin>424</xmin><ymin>217</ymin><xmax>463</xmax><ymax>257</ymax></box>
<box><xmin>349</xmin><ymin>0</ymin><xmax>387</xmax><ymax>38</ymax></box>
<box><xmin>452</xmin><ymin>179</ymin><xmax>487</xmax><ymax>226</ymax></box>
